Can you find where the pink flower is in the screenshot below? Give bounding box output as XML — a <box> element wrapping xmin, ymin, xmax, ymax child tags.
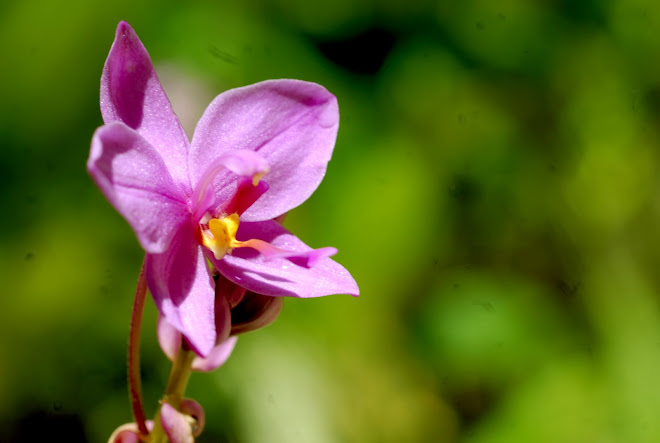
<box><xmin>108</xmin><ymin>399</ymin><xmax>204</xmax><ymax>443</ymax></box>
<box><xmin>88</xmin><ymin>22</ymin><xmax>359</xmax><ymax>357</ymax></box>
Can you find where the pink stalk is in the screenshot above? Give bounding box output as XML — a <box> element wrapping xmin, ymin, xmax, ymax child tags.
<box><xmin>128</xmin><ymin>257</ymin><xmax>149</xmax><ymax>436</ymax></box>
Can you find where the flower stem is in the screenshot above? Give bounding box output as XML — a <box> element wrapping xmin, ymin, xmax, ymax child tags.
<box><xmin>149</xmin><ymin>346</ymin><xmax>196</xmax><ymax>442</ymax></box>
<box><xmin>128</xmin><ymin>257</ymin><xmax>149</xmax><ymax>436</ymax></box>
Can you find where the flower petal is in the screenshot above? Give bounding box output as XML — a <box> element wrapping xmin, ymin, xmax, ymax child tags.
<box><xmin>88</xmin><ymin>122</ymin><xmax>189</xmax><ymax>254</ymax></box>
<box><xmin>158</xmin><ymin>307</ymin><xmax>236</xmax><ymax>372</ymax></box>
<box><xmin>101</xmin><ymin>21</ymin><xmax>190</xmax><ymax>192</ymax></box>
<box><xmin>190</xmin><ymin>150</ymin><xmax>270</xmax><ymax>222</ymax></box>
<box><xmin>216</xmin><ymin>272</ymin><xmax>247</xmax><ymax>308</ymax></box>
<box><xmin>189</xmin><ymin>79</ymin><xmax>339</xmax><ymax>221</ymax></box>
<box><xmin>230</xmin><ymin>291</ymin><xmax>283</xmax><ymax>335</ymax></box>
<box><xmin>179</xmin><ymin>399</ymin><xmax>206</xmax><ymax>437</ymax></box>
<box><xmin>108</xmin><ymin>422</ymin><xmax>153</xmax><ymax>443</ymax></box>
<box><xmin>145</xmin><ymin>224</ymin><xmax>216</xmax><ymax>356</ymax></box>
<box><xmin>237</xmin><ymin>239</ymin><xmax>337</xmax><ymax>267</ymax></box>
<box><xmin>157</xmin><ymin>314</ymin><xmax>181</xmax><ymax>362</ymax></box>
<box><xmin>192</xmin><ymin>336</ymin><xmax>238</xmax><ymax>372</ymax></box>
<box><xmin>161</xmin><ymin>403</ymin><xmax>194</xmax><ymax>443</ymax></box>
<box><xmin>222</xmin><ymin>177</ymin><xmax>269</xmax><ymax>217</ymax></box>
<box><xmin>214</xmin><ymin>220</ymin><xmax>359</xmax><ymax>298</ymax></box>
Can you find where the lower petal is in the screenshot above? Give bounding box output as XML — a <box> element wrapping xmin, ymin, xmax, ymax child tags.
<box><xmin>158</xmin><ymin>313</ymin><xmax>237</xmax><ymax>372</ymax></box>
<box><xmin>191</xmin><ymin>336</ymin><xmax>238</xmax><ymax>372</ymax></box>
<box><xmin>214</xmin><ymin>220</ymin><xmax>359</xmax><ymax>298</ymax></box>
<box><xmin>156</xmin><ymin>314</ymin><xmax>182</xmax><ymax>362</ymax></box>
<box><xmin>146</xmin><ymin>224</ymin><xmax>216</xmax><ymax>357</ymax></box>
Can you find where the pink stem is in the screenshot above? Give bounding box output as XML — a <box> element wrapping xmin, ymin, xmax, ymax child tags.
<box><xmin>128</xmin><ymin>257</ymin><xmax>149</xmax><ymax>436</ymax></box>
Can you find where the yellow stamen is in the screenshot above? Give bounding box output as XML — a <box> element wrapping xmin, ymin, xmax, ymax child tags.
<box><xmin>200</xmin><ymin>210</ymin><xmax>289</xmax><ymax>262</ymax></box>
<box><xmin>201</xmin><ymin>213</ymin><xmax>240</xmax><ymax>260</ymax></box>
<box><xmin>252</xmin><ymin>172</ymin><xmax>266</xmax><ymax>187</ymax></box>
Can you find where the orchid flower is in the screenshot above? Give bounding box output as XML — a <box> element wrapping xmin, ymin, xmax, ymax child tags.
<box><xmin>88</xmin><ymin>22</ymin><xmax>359</xmax><ymax>359</ymax></box>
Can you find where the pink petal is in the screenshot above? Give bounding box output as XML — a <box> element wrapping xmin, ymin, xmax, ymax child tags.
<box><xmin>221</xmin><ymin>177</ymin><xmax>269</xmax><ymax>216</ymax></box>
<box><xmin>101</xmin><ymin>21</ymin><xmax>191</xmax><ymax>193</ymax></box>
<box><xmin>216</xmin><ymin>272</ymin><xmax>247</xmax><ymax>308</ymax></box>
<box><xmin>211</xmin><ymin>287</ymin><xmax>232</xmax><ymax>345</ymax></box>
<box><xmin>157</xmin><ymin>292</ymin><xmax>233</xmax><ymax>368</ymax></box>
<box><xmin>230</xmin><ymin>292</ymin><xmax>283</xmax><ymax>335</ymax></box>
<box><xmin>108</xmin><ymin>422</ymin><xmax>154</xmax><ymax>443</ymax></box>
<box><xmin>157</xmin><ymin>314</ymin><xmax>182</xmax><ymax>362</ymax></box>
<box><xmin>161</xmin><ymin>403</ymin><xmax>194</xmax><ymax>443</ymax></box>
<box><xmin>190</xmin><ymin>150</ymin><xmax>270</xmax><ymax>222</ymax></box>
<box><xmin>145</xmin><ymin>224</ymin><xmax>216</xmax><ymax>356</ymax></box>
<box><xmin>238</xmin><ymin>239</ymin><xmax>337</xmax><ymax>267</ymax></box>
<box><xmin>189</xmin><ymin>79</ymin><xmax>339</xmax><ymax>221</ymax></box>
<box><xmin>192</xmin><ymin>336</ymin><xmax>238</xmax><ymax>372</ymax></box>
<box><xmin>214</xmin><ymin>221</ymin><xmax>359</xmax><ymax>298</ymax></box>
<box><xmin>158</xmin><ymin>314</ymin><xmax>237</xmax><ymax>372</ymax></box>
<box><xmin>179</xmin><ymin>399</ymin><xmax>206</xmax><ymax>437</ymax></box>
<box><xmin>191</xmin><ymin>292</ymin><xmax>235</xmax><ymax>371</ymax></box>
<box><xmin>88</xmin><ymin>122</ymin><xmax>189</xmax><ymax>254</ymax></box>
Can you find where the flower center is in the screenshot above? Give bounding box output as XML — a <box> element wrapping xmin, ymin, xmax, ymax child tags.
<box><xmin>198</xmin><ymin>213</ymin><xmax>301</xmax><ymax>263</ymax></box>
<box><xmin>198</xmin><ymin>209</ymin><xmax>336</xmax><ymax>268</ymax></box>
<box><xmin>200</xmin><ymin>213</ymin><xmax>241</xmax><ymax>260</ymax></box>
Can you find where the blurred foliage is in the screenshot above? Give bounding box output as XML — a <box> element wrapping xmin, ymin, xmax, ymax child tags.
<box><xmin>2</xmin><ymin>0</ymin><xmax>660</xmax><ymax>441</ymax></box>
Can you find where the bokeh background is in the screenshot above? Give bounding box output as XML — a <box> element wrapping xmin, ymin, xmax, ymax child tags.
<box><xmin>3</xmin><ymin>0</ymin><xmax>660</xmax><ymax>441</ymax></box>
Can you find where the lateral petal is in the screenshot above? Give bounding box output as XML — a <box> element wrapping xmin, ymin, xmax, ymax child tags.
<box><xmin>189</xmin><ymin>79</ymin><xmax>339</xmax><ymax>221</ymax></box>
<box><xmin>88</xmin><ymin>122</ymin><xmax>189</xmax><ymax>254</ymax></box>
<box><xmin>101</xmin><ymin>21</ymin><xmax>191</xmax><ymax>192</ymax></box>
<box><xmin>214</xmin><ymin>220</ymin><xmax>359</xmax><ymax>298</ymax></box>
<box><xmin>145</xmin><ymin>224</ymin><xmax>216</xmax><ymax>357</ymax></box>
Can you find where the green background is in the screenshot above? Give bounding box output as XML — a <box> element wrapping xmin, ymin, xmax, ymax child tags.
<box><xmin>3</xmin><ymin>0</ymin><xmax>660</xmax><ymax>441</ymax></box>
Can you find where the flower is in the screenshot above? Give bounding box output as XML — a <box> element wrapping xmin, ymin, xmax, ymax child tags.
<box><xmin>108</xmin><ymin>399</ymin><xmax>204</xmax><ymax>443</ymax></box>
<box><xmin>88</xmin><ymin>21</ymin><xmax>359</xmax><ymax>357</ymax></box>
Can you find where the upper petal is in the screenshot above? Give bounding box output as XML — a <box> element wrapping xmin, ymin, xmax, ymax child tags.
<box><xmin>189</xmin><ymin>79</ymin><xmax>339</xmax><ymax>221</ymax></box>
<box><xmin>88</xmin><ymin>122</ymin><xmax>189</xmax><ymax>254</ymax></box>
<box><xmin>101</xmin><ymin>21</ymin><xmax>191</xmax><ymax>193</ymax></box>
<box><xmin>214</xmin><ymin>220</ymin><xmax>359</xmax><ymax>298</ymax></box>
<box><xmin>145</xmin><ymin>224</ymin><xmax>216</xmax><ymax>356</ymax></box>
